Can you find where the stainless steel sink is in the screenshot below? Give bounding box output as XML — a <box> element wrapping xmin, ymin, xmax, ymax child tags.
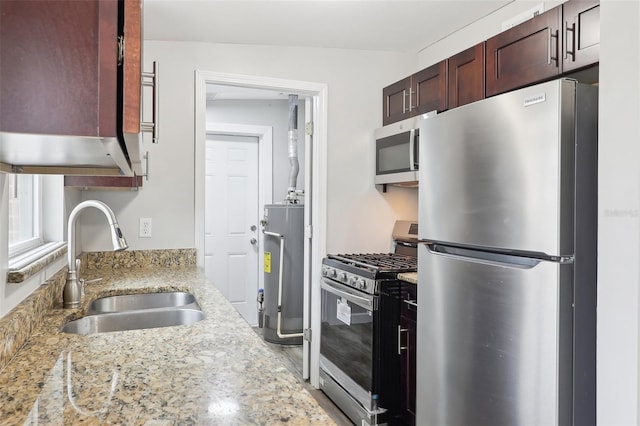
<box><xmin>87</xmin><ymin>291</ymin><xmax>196</xmax><ymax>314</ymax></box>
<box><xmin>61</xmin><ymin>307</ymin><xmax>205</xmax><ymax>335</ymax></box>
<box><xmin>61</xmin><ymin>291</ymin><xmax>204</xmax><ymax>335</ymax></box>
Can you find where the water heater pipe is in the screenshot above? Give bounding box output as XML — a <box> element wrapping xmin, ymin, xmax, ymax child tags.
<box><xmin>287</xmin><ymin>94</ymin><xmax>299</xmax><ymax>200</ymax></box>
<box><xmin>263</xmin><ymin>230</ymin><xmax>304</xmax><ymax>339</ymax></box>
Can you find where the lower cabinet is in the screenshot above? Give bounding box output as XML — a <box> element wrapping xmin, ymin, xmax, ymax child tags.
<box><xmin>400</xmin><ymin>283</ymin><xmax>417</xmax><ymax>425</ymax></box>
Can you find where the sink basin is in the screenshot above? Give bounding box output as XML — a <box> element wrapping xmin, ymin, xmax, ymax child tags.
<box><xmin>87</xmin><ymin>291</ymin><xmax>196</xmax><ymax>314</ymax></box>
<box><xmin>61</xmin><ymin>308</ymin><xmax>205</xmax><ymax>335</ymax></box>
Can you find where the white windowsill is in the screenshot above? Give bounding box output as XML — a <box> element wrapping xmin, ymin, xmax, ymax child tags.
<box><xmin>7</xmin><ymin>242</ymin><xmax>68</xmax><ymax>284</ymax></box>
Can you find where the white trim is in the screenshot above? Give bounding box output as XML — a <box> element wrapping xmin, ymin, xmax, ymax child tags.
<box><xmin>194</xmin><ymin>70</ymin><xmax>328</xmax><ymax>388</ymax></box>
<box><xmin>205</xmin><ymin>123</ymin><xmax>273</xmax><ymax>306</ymax></box>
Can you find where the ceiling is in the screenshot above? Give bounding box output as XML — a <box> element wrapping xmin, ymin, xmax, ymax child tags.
<box><xmin>144</xmin><ymin>0</ymin><xmax>514</xmax><ymax>100</ymax></box>
<box><xmin>144</xmin><ymin>0</ymin><xmax>513</xmax><ymax>53</ymax></box>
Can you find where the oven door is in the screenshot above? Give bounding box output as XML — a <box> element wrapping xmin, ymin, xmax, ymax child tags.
<box><xmin>319</xmin><ymin>277</ymin><xmax>378</xmax><ymax>410</ymax></box>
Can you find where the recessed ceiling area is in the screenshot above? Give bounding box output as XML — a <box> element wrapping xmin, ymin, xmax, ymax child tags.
<box><xmin>144</xmin><ymin>0</ymin><xmax>514</xmax><ymax>53</ymax></box>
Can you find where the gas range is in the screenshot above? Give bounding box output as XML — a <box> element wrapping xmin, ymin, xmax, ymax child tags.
<box><xmin>319</xmin><ymin>222</ymin><xmax>419</xmax><ymax>425</ymax></box>
<box><xmin>321</xmin><ymin>252</ymin><xmax>417</xmax><ymax>295</ymax></box>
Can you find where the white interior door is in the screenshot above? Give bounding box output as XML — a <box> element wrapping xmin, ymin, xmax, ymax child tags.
<box><xmin>205</xmin><ymin>134</ymin><xmax>259</xmax><ymax>325</ymax></box>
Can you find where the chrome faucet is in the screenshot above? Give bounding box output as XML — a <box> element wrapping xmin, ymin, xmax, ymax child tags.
<box><xmin>63</xmin><ymin>200</ymin><xmax>128</xmax><ymax>308</ymax></box>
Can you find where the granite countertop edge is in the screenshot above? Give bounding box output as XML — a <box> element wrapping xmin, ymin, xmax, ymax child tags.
<box><xmin>0</xmin><ymin>264</ymin><xmax>334</xmax><ymax>425</ymax></box>
<box><xmin>398</xmin><ymin>271</ymin><xmax>418</xmax><ymax>284</ymax></box>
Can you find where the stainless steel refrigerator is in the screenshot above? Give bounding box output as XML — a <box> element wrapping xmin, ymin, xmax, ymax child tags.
<box><xmin>416</xmin><ymin>78</ymin><xmax>597</xmax><ymax>426</ymax></box>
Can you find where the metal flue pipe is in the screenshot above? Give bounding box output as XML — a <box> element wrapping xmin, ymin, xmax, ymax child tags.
<box><xmin>287</xmin><ymin>94</ymin><xmax>299</xmax><ymax>201</ymax></box>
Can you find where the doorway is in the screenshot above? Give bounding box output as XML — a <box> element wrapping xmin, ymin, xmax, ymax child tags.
<box><xmin>204</xmin><ymin>129</ymin><xmax>272</xmax><ymax>326</ymax></box>
<box><xmin>194</xmin><ymin>71</ymin><xmax>327</xmax><ymax>387</ymax></box>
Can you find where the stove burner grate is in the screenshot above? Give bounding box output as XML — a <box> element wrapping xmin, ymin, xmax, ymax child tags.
<box><xmin>328</xmin><ymin>253</ymin><xmax>417</xmax><ymax>273</ymax></box>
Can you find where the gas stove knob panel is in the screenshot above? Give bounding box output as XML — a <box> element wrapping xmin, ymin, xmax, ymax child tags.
<box><xmin>357</xmin><ymin>279</ymin><xmax>367</xmax><ymax>290</ymax></box>
<box><xmin>322</xmin><ymin>267</ymin><xmax>337</xmax><ymax>278</ymax></box>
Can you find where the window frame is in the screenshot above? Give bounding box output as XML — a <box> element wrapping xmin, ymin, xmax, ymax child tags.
<box><xmin>8</xmin><ymin>174</ymin><xmax>44</xmax><ymax>259</ymax></box>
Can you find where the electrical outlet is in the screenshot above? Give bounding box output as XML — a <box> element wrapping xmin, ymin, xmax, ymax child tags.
<box><xmin>139</xmin><ymin>217</ymin><xmax>152</xmax><ymax>238</ymax></box>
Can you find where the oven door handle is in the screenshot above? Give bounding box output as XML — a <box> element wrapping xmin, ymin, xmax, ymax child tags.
<box><xmin>321</xmin><ymin>278</ymin><xmax>374</xmax><ymax>310</ymax></box>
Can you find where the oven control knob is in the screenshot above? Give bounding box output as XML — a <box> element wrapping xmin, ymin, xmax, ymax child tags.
<box><xmin>358</xmin><ymin>279</ymin><xmax>367</xmax><ymax>290</ymax></box>
<box><xmin>322</xmin><ymin>267</ymin><xmax>335</xmax><ymax>278</ymax></box>
<box><xmin>348</xmin><ymin>276</ymin><xmax>357</xmax><ymax>286</ymax></box>
<box><xmin>338</xmin><ymin>272</ymin><xmax>347</xmax><ymax>282</ymax></box>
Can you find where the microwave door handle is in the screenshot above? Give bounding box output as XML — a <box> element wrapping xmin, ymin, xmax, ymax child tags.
<box><xmin>409</xmin><ymin>128</ymin><xmax>416</xmax><ymax>171</ymax></box>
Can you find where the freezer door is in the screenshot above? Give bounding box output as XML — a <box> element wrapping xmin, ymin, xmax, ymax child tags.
<box><xmin>418</xmin><ymin>79</ymin><xmax>581</xmax><ymax>257</ymax></box>
<box><xmin>416</xmin><ymin>244</ymin><xmax>573</xmax><ymax>426</ymax></box>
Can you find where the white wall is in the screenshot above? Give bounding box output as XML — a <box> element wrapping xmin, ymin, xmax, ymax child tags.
<box><xmin>77</xmin><ymin>41</ymin><xmax>418</xmax><ymax>254</ymax></box>
<box><xmin>207</xmin><ymin>99</ymin><xmax>306</xmax><ymax>203</ymax></box>
<box><xmin>417</xmin><ymin>1</ymin><xmax>640</xmax><ymax>424</ymax></box>
<box><xmin>598</xmin><ymin>2</ymin><xmax>640</xmax><ymax>424</ymax></box>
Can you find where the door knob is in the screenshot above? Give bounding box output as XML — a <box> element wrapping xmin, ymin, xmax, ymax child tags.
<box><xmin>250</xmin><ymin>238</ymin><xmax>257</xmax><ymax>245</ymax></box>
<box><xmin>250</xmin><ymin>225</ymin><xmax>257</xmax><ymax>232</ymax></box>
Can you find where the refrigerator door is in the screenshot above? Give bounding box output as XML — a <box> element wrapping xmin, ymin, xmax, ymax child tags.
<box><xmin>417</xmin><ymin>244</ymin><xmax>573</xmax><ymax>426</ymax></box>
<box><xmin>418</xmin><ymin>79</ymin><xmax>579</xmax><ymax>257</ymax></box>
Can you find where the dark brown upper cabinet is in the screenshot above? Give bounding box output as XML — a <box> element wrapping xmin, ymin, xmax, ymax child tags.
<box><xmin>562</xmin><ymin>0</ymin><xmax>600</xmax><ymax>73</ymax></box>
<box><xmin>0</xmin><ymin>0</ymin><xmax>118</xmax><ymax>138</ymax></box>
<box><xmin>413</xmin><ymin>61</ymin><xmax>448</xmax><ymax>116</ymax></box>
<box><xmin>383</xmin><ymin>61</ymin><xmax>447</xmax><ymax>125</ymax></box>
<box><xmin>447</xmin><ymin>42</ymin><xmax>486</xmax><ymax>109</ymax></box>
<box><xmin>486</xmin><ymin>6</ymin><xmax>562</xmax><ymax>97</ymax></box>
<box><xmin>383</xmin><ymin>77</ymin><xmax>413</xmax><ymax>125</ymax></box>
<box><xmin>0</xmin><ymin>0</ymin><xmax>148</xmax><ymax>176</ymax></box>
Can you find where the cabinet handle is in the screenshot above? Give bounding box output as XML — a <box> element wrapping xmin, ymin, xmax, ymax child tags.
<box><xmin>141</xmin><ymin>61</ymin><xmax>160</xmax><ymax>144</ymax></box>
<box><xmin>143</xmin><ymin>151</ymin><xmax>149</xmax><ymax>181</ymax></box>
<box><xmin>564</xmin><ymin>21</ymin><xmax>576</xmax><ymax>60</ymax></box>
<box><xmin>408</xmin><ymin>88</ymin><xmax>415</xmax><ymax>112</ymax></box>
<box><xmin>398</xmin><ymin>325</ymin><xmax>409</xmax><ymax>354</ymax></box>
<box><xmin>402</xmin><ymin>89</ymin><xmax>408</xmax><ymax>114</ymax></box>
<box><xmin>548</xmin><ymin>29</ymin><xmax>559</xmax><ymax>66</ymax></box>
<box><xmin>404</xmin><ymin>299</ymin><xmax>418</xmax><ymax>308</ymax></box>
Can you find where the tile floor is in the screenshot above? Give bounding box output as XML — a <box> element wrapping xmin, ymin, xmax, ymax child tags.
<box><xmin>255</xmin><ymin>329</ymin><xmax>353</xmax><ymax>425</ymax></box>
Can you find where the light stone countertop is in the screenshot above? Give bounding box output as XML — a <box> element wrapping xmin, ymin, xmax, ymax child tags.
<box><xmin>0</xmin><ymin>265</ymin><xmax>335</xmax><ymax>425</ymax></box>
<box><xmin>398</xmin><ymin>272</ymin><xmax>417</xmax><ymax>284</ymax></box>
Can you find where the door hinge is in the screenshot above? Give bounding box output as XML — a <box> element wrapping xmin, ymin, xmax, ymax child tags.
<box><xmin>117</xmin><ymin>35</ymin><xmax>125</xmax><ymax>66</ymax></box>
<box><xmin>304</xmin><ymin>225</ymin><xmax>313</xmax><ymax>239</ymax></box>
<box><xmin>303</xmin><ymin>328</ymin><xmax>312</xmax><ymax>342</ymax></box>
<box><xmin>305</xmin><ymin>122</ymin><xmax>313</xmax><ymax>136</ymax></box>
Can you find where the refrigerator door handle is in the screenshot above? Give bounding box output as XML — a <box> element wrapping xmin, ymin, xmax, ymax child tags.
<box><xmin>426</xmin><ymin>243</ymin><xmax>546</xmax><ymax>269</ymax></box>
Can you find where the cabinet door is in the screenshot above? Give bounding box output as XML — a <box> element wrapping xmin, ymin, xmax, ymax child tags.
<box><xmin>400</xmin><ymin>284</ymin><xmax>417</xmax><ymax>425</ymax></box>
<box><xmin>383</xmin><ymin>77</ymin><xmax>412</xmax><ymax>125</ymax></box>
<box><xmin>562</xmin><ymin>0</ymin><xmax>600</xmax><ymax>72</ymax></box>
<box><xmin>486</xmin><ymin>6</ymin><xmax>561</xmax><ymax>97</ymax></box>
<box><xmin>448</xmin><ymin>43</ymin><xmax>485</xmax><ymax>109</ymax></box>
<box><xmin>413</xmin><ymin>61</ymin><xmax>447</xmax><ymax>115</ymax></box>
<box><xmin>122</xmin><ymin>0</ymin><xmax>142</xmax><ymax>136</ymax></box>
<box><xmin>0</xmin><ymin>0</ymin><xmax>118</xmax><ymax>137</ymax></box>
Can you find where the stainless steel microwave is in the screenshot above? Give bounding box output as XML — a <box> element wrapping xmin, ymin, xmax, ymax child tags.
<box><xmin>374</xmin><ymin>116</ymin><xmax>419</xmax><ymax>186</ymax></box>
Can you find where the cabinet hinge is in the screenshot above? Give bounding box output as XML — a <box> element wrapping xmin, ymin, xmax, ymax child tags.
<box><xmin>117</xmin><ymin>35</ymin><xmax>125</xmax><ymax>66</ymax></box>
<box><xmin>305</xmin><ymin>122</ymin><xmax>313</xmax><ymax>136</ymax></box>
<box><xmin>303</xmin><ymin>328</ymin><xmax>312</xmax><ymax>342</ymax></box>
